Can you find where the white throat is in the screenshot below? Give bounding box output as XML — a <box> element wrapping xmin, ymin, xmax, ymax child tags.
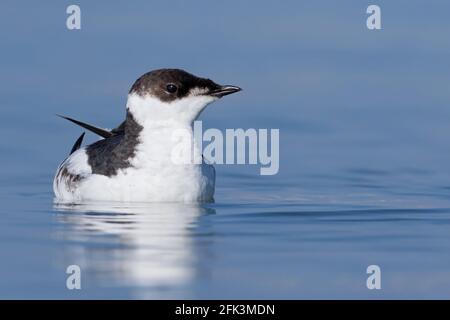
<box><xmin>126</xmin><ymin>93</ymin><xmax>215</xmax><ymax>167</ymax></box>
<box><xmin>126</xmin><ymin>93</ymin><xmax>217</xmax><ymax>128</ymax></box>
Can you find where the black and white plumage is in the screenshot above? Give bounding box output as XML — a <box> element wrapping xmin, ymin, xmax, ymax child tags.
<box><xmin>53</xmin><ymin>69</ymin><xmax>241</xmax><ymax>203</ymax></box>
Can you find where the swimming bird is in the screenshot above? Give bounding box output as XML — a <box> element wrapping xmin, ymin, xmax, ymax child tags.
<box><xmin>53</xmin><ymin>69</ymin><xmax>241</xmax><ymax>203</ymax></box>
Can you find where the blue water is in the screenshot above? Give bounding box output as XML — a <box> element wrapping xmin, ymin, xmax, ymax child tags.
<box><xmin>1</xmin><ymin>1</ymin><xmax>450</xmax><ymax>299</ymax></box>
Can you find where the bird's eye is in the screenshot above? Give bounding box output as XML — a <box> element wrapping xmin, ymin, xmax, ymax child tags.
<box><xmin>166</xmin><ymin>84</ymin><xmax>178</xmax><ymax>93</ymax></box>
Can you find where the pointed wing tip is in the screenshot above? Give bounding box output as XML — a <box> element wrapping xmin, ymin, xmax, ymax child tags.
<box><xmin>56</xmin><ymin>114</ymin><xmax>114</xmax><ymax>138</ymax></box>
<box><xmin>70</xmin><ymin>131</ymin><xmax>86</xmax><ymax>155</ymax></box>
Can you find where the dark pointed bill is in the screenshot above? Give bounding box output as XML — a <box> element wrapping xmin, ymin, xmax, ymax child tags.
<box><xmin>208</xmin><ymin>85</ymin><xmax>242</xmax><ymax>98</ymax></box>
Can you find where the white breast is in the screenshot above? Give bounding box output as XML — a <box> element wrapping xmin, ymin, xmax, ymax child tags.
<box><xmin>53</xmin><ymin>131</ymin><xmax>215</xmax><ymax>203</ymax></box>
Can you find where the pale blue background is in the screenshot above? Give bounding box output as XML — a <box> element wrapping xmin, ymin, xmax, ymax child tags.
<box><xmin>1</xmin><ymin>0</ymin><xmax>450</xmax><ymax>299</ymax></box>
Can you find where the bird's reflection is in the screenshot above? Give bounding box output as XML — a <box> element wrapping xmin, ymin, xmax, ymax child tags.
<box><xmin>54</xmin><ymin>201</ymin><xmax>214</xmax><ymax>297</ymax></box>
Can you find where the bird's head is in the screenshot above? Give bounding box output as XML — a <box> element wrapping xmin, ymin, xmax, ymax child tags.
<box><xmin>126</xmin><ymin>69</ymin><xmax>241</xmax><ymax>126</ymax></box>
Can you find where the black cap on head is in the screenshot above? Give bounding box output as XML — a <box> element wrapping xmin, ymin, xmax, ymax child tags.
<box><xmin>129</xmin><ymin>69</ymin><xmax>241</xmax><ymax>102</ymax></box>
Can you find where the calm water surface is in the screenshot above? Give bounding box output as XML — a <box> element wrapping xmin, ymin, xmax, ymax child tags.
<box><xmin>1</xmin><ymin>1</ymin><xmax>450</xmax><ymax>299</ymax></box>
